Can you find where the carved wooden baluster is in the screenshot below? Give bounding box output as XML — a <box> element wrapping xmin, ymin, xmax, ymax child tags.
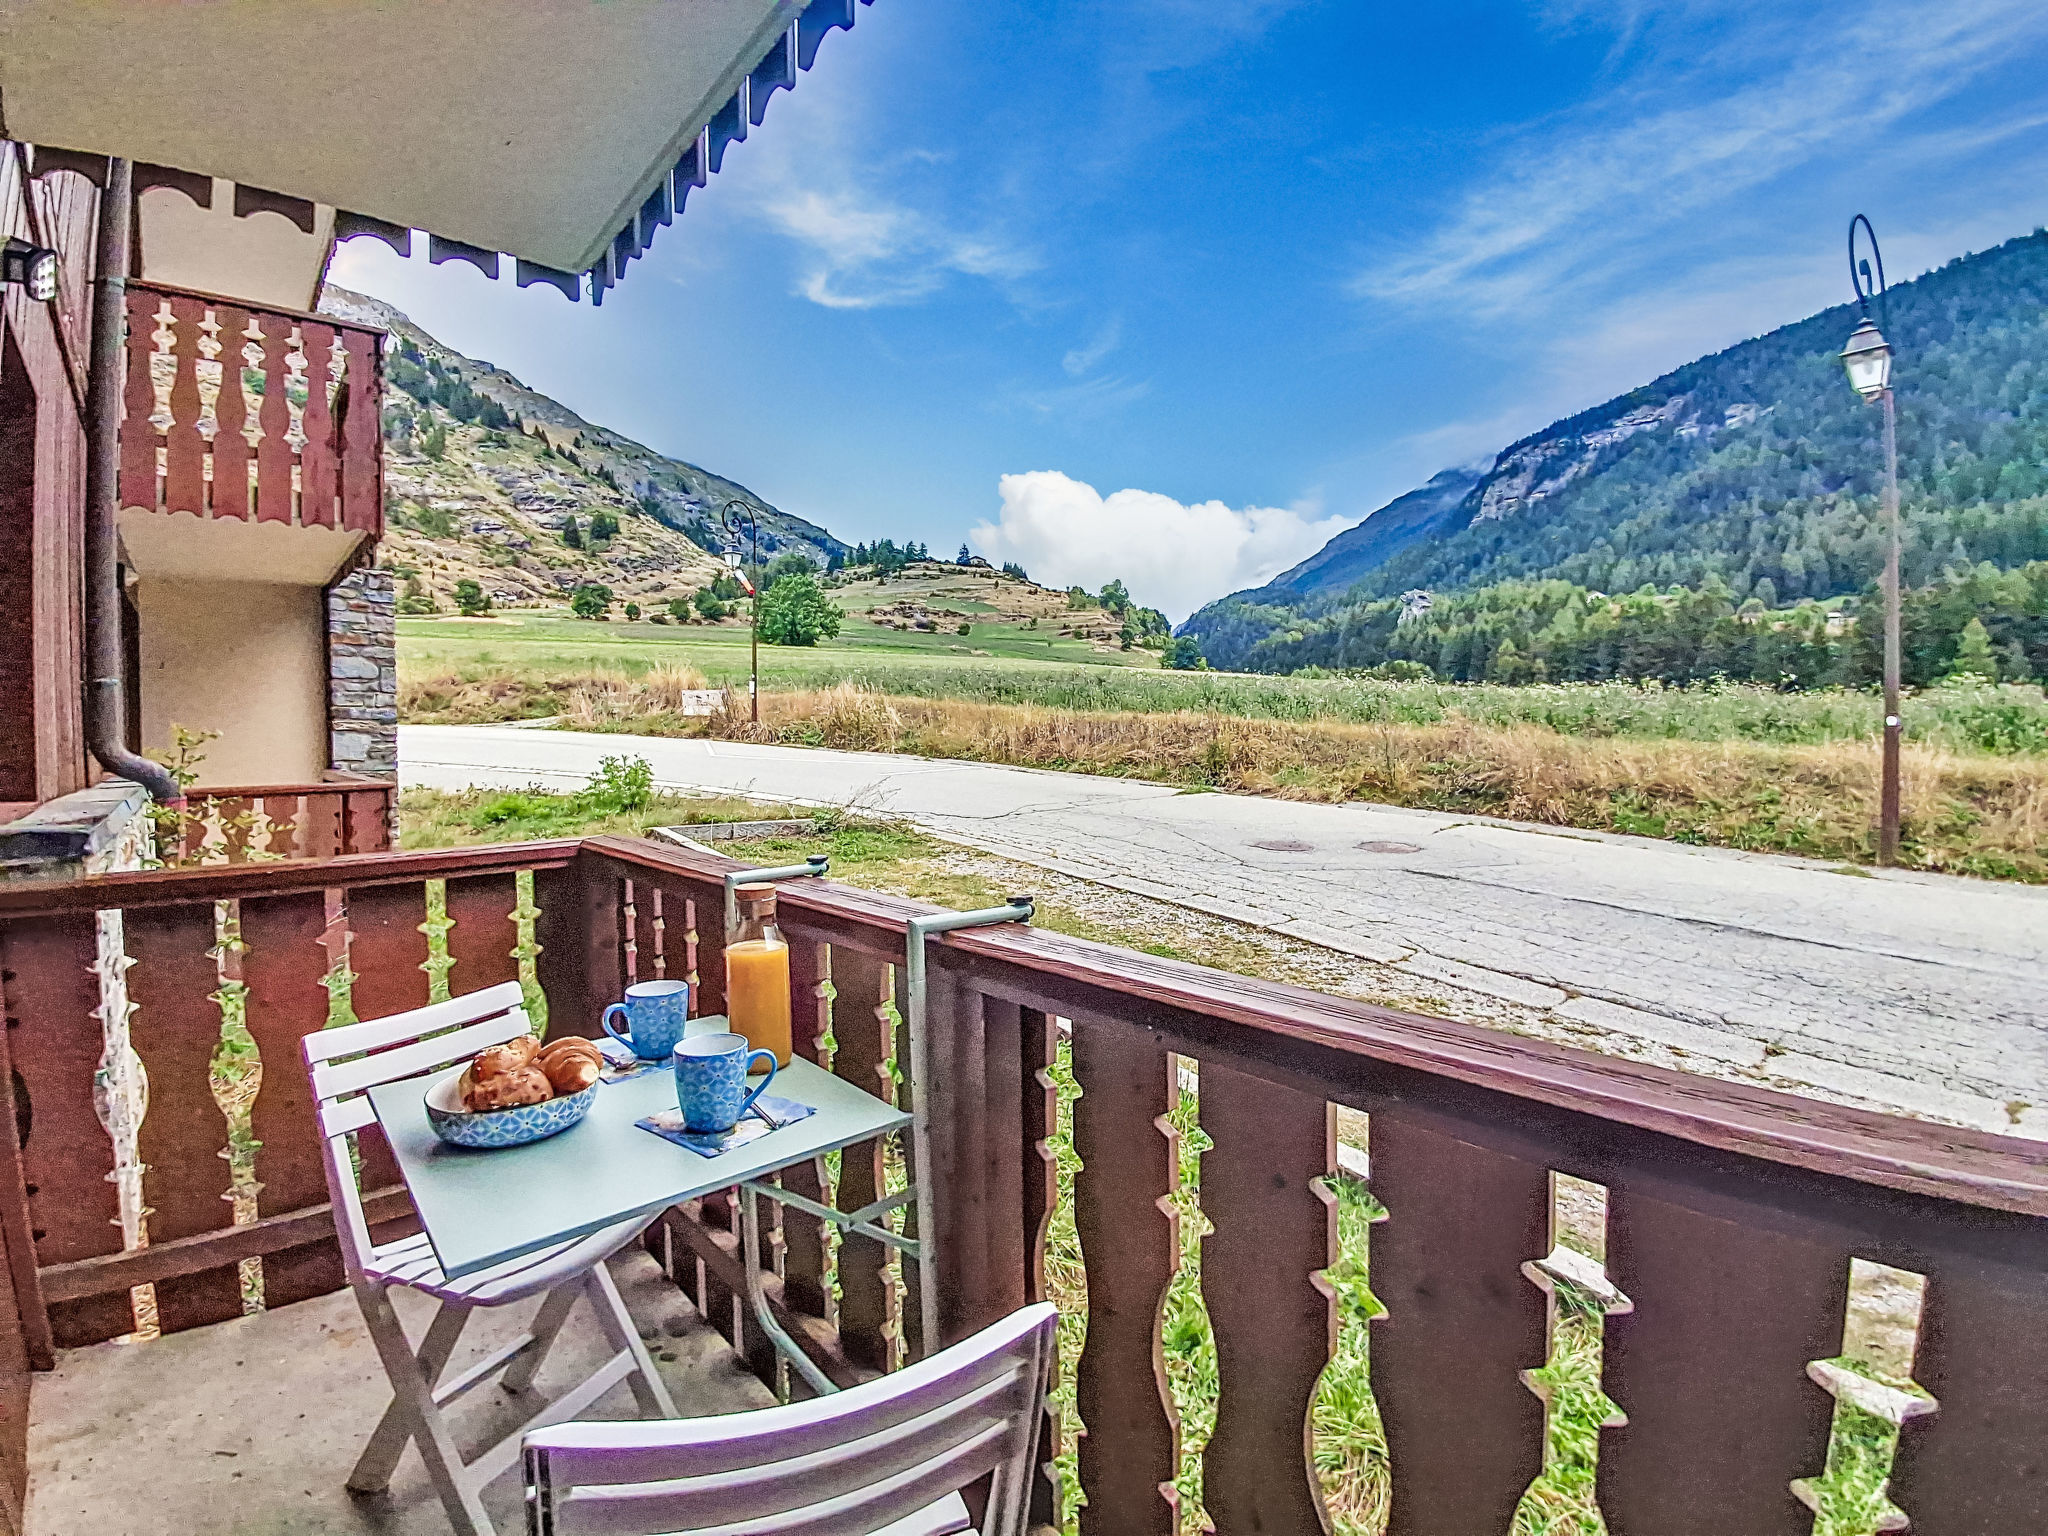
<box><xmin>1367</xmin><ymin>1109</ymin><xmax>1550</xmax><ymax>1536</ymax></box>
<box><xmin>192</xmin><ymin>306</ymin><xmax>222</xmax><ymax>515</ymax></box>
<box><xmin>208</xmin><ymin>303</ymin><xmax>252</xmax><ymax>519</ymax></box>
<box><xmin>125</xmin><ymin>903</ymin><xmax>244</xmax><ymax>1333</ymax></box>
<box><xmin>1199</xmin><ymin>1061</ymin><xmax>1336</xmax><ymax>1536</ymax></box>
<box><xmin>1070</xmin><ymin>1016</ymin><xmax>1181</xmax><ymax>1536</ymax></box>
<box><xmin>250</xmin><ymin>315</ymin><xmax>293</xmax><ymax>523</ymax></box>
<box><xmin>649</xmin><ymin>886</ymin><xmax>666</xmax><ymax>979</ymax></box>
<box><xmin>923</xmin><ymin>965</ymin><xmax>991</xmax><ymax>1349</ymax></box>
<box><xmin>1600</xmin><ymin>1176</ymin><xmax>1850</xmax><ymax>1536</ymax></box>
<box><xmin>830</xmin><ymin>946</ymin><xmax>896</xmax><ymax>1374</ymax></box>
<box><xmin>238</xmin><ymin>889</ymin><xmax>342</xmax><ymax>1307</ymax></box>
<box><xmin>619</xmin><ymin>877</ymin><xmax>638</xmax><ymax>988</ymax></box>
<box><xmin>339</xmin><ymin>325</ymin><xmax>382</xmax><ymax>533</ymax></box>
<box><xmin>118</xmin><ymin>288</ymin><xmax>158</xmax><ymax>512</ymax></box>
<box><xmin>778</xmin><ymin>931</ymin><xmax>833</xmax><ymax>1322</ymax></box>
<box><xmin>2</xmin><ymin>914</ymin><xmax>123</xmax><ymax>1350</ymax></box>
<box><xmin>1020</xmin><ymin>1006</ymin><xmax>1061</xmax><ymax>1530</ymax></box>
<box><xmin>162</xmin><ymin>294</ymin><xmax>206</xmax><ymax>515</ymax></box>
<box><xmin>1889</xmin><ymin>1246</ymin><xmax>2048</xmax><ymax>1532</ymax></box>
<box><xmin>442</xmin><ymin>873</ymin><xmax>523</xmax><ymax>995</ymax></box>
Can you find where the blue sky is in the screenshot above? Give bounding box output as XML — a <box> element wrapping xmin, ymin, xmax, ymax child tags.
<box><xmin>333</xmin><ymin>0</ymin><xmax>2048</xmax><ymax>619</ymax></box>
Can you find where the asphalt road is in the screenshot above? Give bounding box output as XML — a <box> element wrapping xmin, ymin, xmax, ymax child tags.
<box><xmin>401</xmin><ymin>724</ymin><xmax>2048</xmax><ymax>1132</ymax></box>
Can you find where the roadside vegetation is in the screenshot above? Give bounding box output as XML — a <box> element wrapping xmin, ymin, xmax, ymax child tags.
<box><xmin>401</xmin><ymin>667</ymin><xmax>2048</xmax><ymax>880</ymax></box>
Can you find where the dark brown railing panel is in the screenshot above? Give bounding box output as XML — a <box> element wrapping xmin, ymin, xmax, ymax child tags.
<box><xmin>1198</xmin><ymin>1062</ymin><xmax>1334</xmax><ymax>1536</ymax></box>
<box><xmin>1370</xmin><ymin>1111</ymin><xmax>1550</xmax><ymax>1536</ymax></box>
<box><xmin>1600</xmin><ymin>1180</ymin><xmax>1852</xmax><ymax>1536</ymax></box>
<box><xmin>119</xmin><ymin>281</ymin><xmax>384</xmax><ymax>535</ymax></box>
<box><xmin>172</xmin><ymin>781</ymin><xmax>395</xmax><ymax>867</ymax></box>
<box><xmin>1886</xmin><ymin>1248</ymin><xmax>2048</xmax><ymax>1532</ymax></box>
<box><xmin>823</xmin><ymin>943</ymin><xmax>897</xmax><ymax>1376</ymax></box>
<box><xmin>0</xmin><ymin>914</ymin><xmax>118</xmax><ymax>1352</ymax></box>
<box><xmin>1069</xmin><ymin>1016</ymin><xmax>1181</xmax><ymax>1536</ymax></box>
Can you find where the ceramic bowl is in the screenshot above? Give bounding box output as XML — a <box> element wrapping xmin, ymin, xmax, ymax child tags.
<box><xmin>423</xmin><ymin>1069</ymin><xmax>598</xmax><ymax>1150</ymax></box>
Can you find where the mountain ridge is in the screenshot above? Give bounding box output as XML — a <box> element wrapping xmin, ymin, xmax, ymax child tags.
<box><xmin>1184</xmin><ymin>228</ymin><xmax>2048</xmax><ymax>670</ymax></box>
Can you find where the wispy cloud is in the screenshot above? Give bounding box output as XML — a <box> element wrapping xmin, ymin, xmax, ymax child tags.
<box><xmin>1354</xmin><ymin>0</ymin><xmax>2048</xmax><ymax>320</ymax></box>
<box><xmin>759</xmin><ymin>185</ymin><xmax>1036</xmax><ymax>310</ymax></box>
<box><xmin>1062</xmin><ymin>315</ymin><xmax>1123</xmax><ymax>376</ymax></box>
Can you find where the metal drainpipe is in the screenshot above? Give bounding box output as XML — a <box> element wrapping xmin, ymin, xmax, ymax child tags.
<box><xmin>903</xmin><ymin>894</ymin><xmax>1033</xmax><ymax>1356</ymax></box>
<box><xmin>82</xmin><ymin>157</ymin><xmax>181</xmax><ymax>806</ymax></box>
<box><xmin>722</xmin><ymin>854</ymin><xmax>829</xmax><ymax>938</ymax></box>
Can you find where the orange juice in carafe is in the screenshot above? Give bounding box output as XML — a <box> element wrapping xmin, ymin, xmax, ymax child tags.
<box><xmin>726</xmin><ymin>884</ymin><xmax>793</xmax><ymax>1066</ymax></box>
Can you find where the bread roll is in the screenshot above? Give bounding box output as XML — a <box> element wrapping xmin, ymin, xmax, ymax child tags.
<box><xmin>473</xmin><ymin>1035</ymin><xmax>542</xmax><ymax>1080</ymax></box>
<box><xmin>540</xmin><ymin>1053</ymin><xmax>601</xmax><ymax>1095</ymax></box>
<box><xmin>464</xmin><ymin>1064</ymin><xmax>553</xmax><ymax>1111</ymax></box>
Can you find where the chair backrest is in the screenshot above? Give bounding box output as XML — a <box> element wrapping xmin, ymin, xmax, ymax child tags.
<box><xmin>524</xmin><ymin>1302</ymin><xmax>1058</xmax><ymax>1536</ymax></box>
<box><xmin>302</xmin><ymin>979</ymin><xmax>533</xmax><ymax>1279</ymax></box>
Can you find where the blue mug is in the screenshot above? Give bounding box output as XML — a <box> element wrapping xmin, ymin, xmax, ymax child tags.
<box><xmin>673</xmin><ymin>1032</ymin><xmax>777</xmax><ymax>1134</ymax></box>
<box><xmin>601</xmin><ymin>979</ymin><xmax>691</xmax><ymax>1061</ymax></box>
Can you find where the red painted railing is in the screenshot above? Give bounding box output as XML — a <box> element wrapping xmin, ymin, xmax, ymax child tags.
<box><xmin>173</xmin><ymin>776</ymin><xmax>395</xmax><ymax>864</ymax></box>
<box><xmin>118</xmin><ymin>280</ymin><xmax>383</xmax><ymax>535</ymax></box>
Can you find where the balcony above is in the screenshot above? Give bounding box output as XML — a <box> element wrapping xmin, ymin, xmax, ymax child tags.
<box><xmin>117</xmin><ymin>280</ymin><xmax>382</xmax><ymax>585</ymax></box>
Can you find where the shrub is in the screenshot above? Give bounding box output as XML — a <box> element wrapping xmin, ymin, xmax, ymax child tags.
<box><xmin>624</xmin><ymin>601</ymin><xmax>641</xmax><ymax>621</ymax></box>
<box><xmin>668</xmin><ymin>596</ymin><xmax>692</xmax><ymax>622</ymax></box>
<box><xmin>589</xmin><ymin>510</ymin><xmax>620</xmax><ymax>543</ymax></box>
<box><xmin>570</xmin><ymin>583</ymin><xmax>613</xmax><ymax>619</ymax></box>
<box><xmin>582</xmin><ymin>754</ymin><xmax>653</xmax><ymax>813</ymax></box>
<box><xmin>453</xmin><ymin>579</ymin><xmax>490</xmax><ymax>616</ymax></box>
<box><xmin>757</xmin><ymin>573</ymin><xmax>844</xmax><ymax>646</ymax></box>
<box><xmin>692</xmin><ymin>587</ymin><xmax>730</xmax><ymax>621</ymax></box>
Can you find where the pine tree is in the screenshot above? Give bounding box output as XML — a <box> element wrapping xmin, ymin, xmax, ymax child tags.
<box><xmin>562</xmin><ymin>515</ymin><xmax>584</xmax><ymax>550</ymax></box>
<box><xmin>1948</xmin><ymin>616</ymin><xmax>1999</xmax><ymax>681</ymax></box>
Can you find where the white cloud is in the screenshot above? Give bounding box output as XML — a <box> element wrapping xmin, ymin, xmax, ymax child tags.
<box><xmin>969</xmin><ymin>471</ymin><xmax>1349</xmax><ymax>622</ymax></box>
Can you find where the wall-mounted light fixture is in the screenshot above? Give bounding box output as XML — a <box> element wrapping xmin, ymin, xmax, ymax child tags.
<box><xmin>1</xmin><ymin>238</ymin><xmax>59</xmax><ymax>302</ymax></box>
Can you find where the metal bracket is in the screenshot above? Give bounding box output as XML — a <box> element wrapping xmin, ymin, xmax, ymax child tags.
<box><xmin>903</xmin><ymin>894</ymin><xmax>1033</xmax><ymax>1358</ymax></box>
<box><xmin>723</xmin><ymin>854</ymin><xmax>827</xmax><ymax>937</ymax></box>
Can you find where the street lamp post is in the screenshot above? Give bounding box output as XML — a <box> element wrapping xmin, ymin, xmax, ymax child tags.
<box><xmin>722</xmin><ymin>499</ymin><xmax>761</xmax><ymax>726</ymax></box>
<box><xmin>1842</xmin><ymin>215</ymin><xmax>1901</xmax><ymax>865</ymax></box>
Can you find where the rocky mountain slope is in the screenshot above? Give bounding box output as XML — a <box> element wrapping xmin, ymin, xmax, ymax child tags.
<box><xmin>319</xmin><ymin>286</ymin><xmax>846</xmax><ymax>614</ymax></box>
<box><xmin>1185</xmin><ymin>228</ymin><xmax>2048</xmax><ymax>669</ymax></box>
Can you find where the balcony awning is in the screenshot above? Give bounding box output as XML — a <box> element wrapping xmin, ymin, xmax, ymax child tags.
<box><xmin>0</xmin><ymin>0</ymin><xmax>871</xmax><ymax>302</ymax></box>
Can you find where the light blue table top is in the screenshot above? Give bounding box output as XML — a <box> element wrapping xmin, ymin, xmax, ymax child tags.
<box><xmin>367</xmin><ymin>1017</ymin><xmax>909</xmax><ymax>1281</ymax></box>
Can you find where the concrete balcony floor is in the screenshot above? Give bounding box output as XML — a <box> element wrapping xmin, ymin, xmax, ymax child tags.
<box><xmin>26</xmin><ymin>1251</ymin><xmax>770</xmax><ymax>1535</ymax></box>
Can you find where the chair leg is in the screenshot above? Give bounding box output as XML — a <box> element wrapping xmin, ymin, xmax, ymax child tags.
<box><xmin>350</xmin><ymin>1288</ymin><xmax>495</xmax><ymax>1536</ymax></box>
<box><xmin>583</xmin><ymin>1260</ymin><xmax>678</xmax><ymax>1419</ymax></box>
<box><xmin>349</xmin><ymin>1294</ymin><xmax>470</xmax><ymax>1494</ymax></box>
<box><xmin>501</xmin><ymin>1281</ymin><xmax>580</xmax><ymax>1396</ymax></box>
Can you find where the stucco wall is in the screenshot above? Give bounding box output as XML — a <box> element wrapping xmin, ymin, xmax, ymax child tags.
<box><xmin>137</xmin><ymin>578</ymin><xmax>328</xmax><ymax>786</ymax></box>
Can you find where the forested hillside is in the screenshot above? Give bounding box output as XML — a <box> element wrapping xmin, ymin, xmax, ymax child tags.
<box><xmin>1186</xmin><ymin>228</ymin><xmax>2048</xmax><ymax>674</ymax></box>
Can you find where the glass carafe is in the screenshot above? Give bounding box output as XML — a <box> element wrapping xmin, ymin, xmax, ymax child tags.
<box><xmin>725</xmin><ymin>884</ymin><xmax>793</xmax><ymax>1066</ymax></box>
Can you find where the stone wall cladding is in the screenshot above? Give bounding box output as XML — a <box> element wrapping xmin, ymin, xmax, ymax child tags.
<box><xmin>327</xmin><ymin>566</ymin><xmax>398</xmax><ymax>778</ymax></box>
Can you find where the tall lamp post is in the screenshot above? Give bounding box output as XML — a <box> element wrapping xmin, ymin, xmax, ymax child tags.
<box><xmin>1841</xmin><ymin>215</ymin><xmax>1901</xmax><ymax>865</ymax></box>
<box><xmin>722</xmin><ymin>499</ymin><xmax>761</xmax><ymax>726</ymax></box>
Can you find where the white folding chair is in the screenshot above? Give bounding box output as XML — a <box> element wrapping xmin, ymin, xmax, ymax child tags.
<box><xmin>523</xmin><ymin>1300</ymin><xmax>1057</xmax><ymax>1536</ymax></box>
<box><xmin>305</xmin><ymin>979</ymin><xmax>678</xmax><ymax>1536</ymax></box>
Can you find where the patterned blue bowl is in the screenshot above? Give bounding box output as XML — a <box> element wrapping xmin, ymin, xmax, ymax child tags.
<box><xmin>424</xmin><ymin>1070</ymin><xmax>598</xmax><ymax>1150</ymax></box>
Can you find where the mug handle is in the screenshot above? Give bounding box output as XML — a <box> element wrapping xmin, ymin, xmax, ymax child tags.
<box><xmin>600</xmin><ymin>1003</ymin><xmax>634</xmax><ymax>1050</ymax></box>
<box><xmin>734</xmin><ymin>1051</ymin><xmax>779</xmax><ymax>1124</ymax></box>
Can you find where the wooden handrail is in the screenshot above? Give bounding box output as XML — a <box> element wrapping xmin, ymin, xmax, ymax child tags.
<box><xmin>0</xmin><ymin>838</ymin><xmax>582</xmax><ymax>916</ymax></box>
<box><xmin>187</xmin><ymin>779</ymin><xmax>396</xmax><ymax>798</ymax></box>
<box><xmin>580</xmin><ymin>835</ymin><xmax>2048</xmax><ymax>1219</ymax></box>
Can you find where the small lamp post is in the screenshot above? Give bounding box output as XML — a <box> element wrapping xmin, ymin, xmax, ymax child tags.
<box><xmin>1841</xmin><ymin>215</ymin><xmax>1902</xmax><ymax>865</ymax></box>
<box><xmin>721</xmin><ymin>499</ymin><xmax>761</xmax><ymax>725</ymax></box>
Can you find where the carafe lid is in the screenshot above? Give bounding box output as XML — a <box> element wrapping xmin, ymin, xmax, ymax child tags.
<box><xmin>735</xmin><ymin>883</ymin><xmax>778</xmax><ymax>918</ymax></box>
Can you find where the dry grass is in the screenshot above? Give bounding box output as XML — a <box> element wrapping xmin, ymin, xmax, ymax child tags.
<box><xmin>404</xmin><ymin>668</ymin><xmax>2048</xmax><ymax>879</ymax></box>
<box><xmin>718</xmin><ymin>688</ymin><xmax>2048</xmax><ymax>881</ymax></box>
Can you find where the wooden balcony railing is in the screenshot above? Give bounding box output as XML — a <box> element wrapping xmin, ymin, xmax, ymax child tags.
<box><xmin>118</xmin><ymin>280</ymin><xmax>383</xmax><ymax>535</ymax></box>
<box><xmin>171</xmin><ymin>775</ymin><xmax>395</xmax><ymax>864</ymax></box>
<box><xmin>0</xmin><ymin>835</ymin><xmax>2042</xmax><ymax>1534</ymax></box>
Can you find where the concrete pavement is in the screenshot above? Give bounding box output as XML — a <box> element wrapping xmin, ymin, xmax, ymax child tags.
<box><xmin>401</xmin><ymin>724</ymin><xmax>2048</xmax><ymax>1132</ymax></box>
